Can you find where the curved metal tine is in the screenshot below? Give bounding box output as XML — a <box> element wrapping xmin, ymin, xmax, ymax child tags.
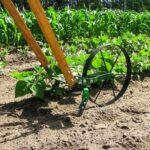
<box><xmin>110</xmin><ymin>80</ymin><xmax>117</xmax><ymax>99</ymax></box>
<box><xmin>89</xmin><ymin>97</ymin><xmax>101</xmax><ymax>107</ymax></box>
<box><xmin>110</xmin><ymin>49</ymin><xmax>122</xmax><ymax>72</ymax></box>
<box><xmin>114</xmin><ymin>74</ymin><xmax>127</xmax><ymax>82</ymax></box>
<box><xmin>114</xmin><ymin>74</ymin><xmax>126</xmax><ymax>85</ymax></box>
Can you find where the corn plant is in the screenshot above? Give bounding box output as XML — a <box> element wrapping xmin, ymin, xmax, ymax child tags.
<box><xmin>0</xmin><ymin>8</ymin><xmax>150</xmax><ymax>45</ymax></box>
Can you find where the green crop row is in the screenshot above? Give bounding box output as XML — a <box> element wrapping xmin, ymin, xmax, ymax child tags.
<box><xmin>0</xmin><ymin>8</ymin><xmax>149</xmax><ymax>77</ymax></box>
<box><xmin>0</xmin><ymin>7</ymin><xmax>150</xmax><ymax>45</ymax></box>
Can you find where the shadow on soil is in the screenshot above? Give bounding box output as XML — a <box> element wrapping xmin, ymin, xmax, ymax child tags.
<box><xmin>0</xmin><ymin>97</ymin><xmax>76</xmax><ymax>143</ymax></box>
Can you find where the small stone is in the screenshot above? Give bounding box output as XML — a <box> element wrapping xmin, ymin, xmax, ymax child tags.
<box><xmin>142</xmin><ymin>85</ymin><xmax>148</xmax><ymax>88</ymax></box>
<box><xmin>88</xmin><ymin>128</ymin><xmax>92</xmax><ymax>131</ymax></box>
<box><xmin>117</xmin><ymin>123</ymin><xmax>130</xmax><ymax>130</ymax></box>
<box><xmin>92</xmin><ymin>124</ymin><xmax>107</xmax><ymax>130</ymax></box>
<box><xmin>84</xmin><ymin>121</ymin><xmax>89</xmax><ymax>125</ymax></box>
<box><xmin>132</xmin><ymin>117</ymin><xmax>143</xmax><ymax>123</ymax></box>
<box><xmin>30</xmin><ymin>146</ymin><xmax>35</xmax><ymax>150</ymax></box>
<box><xmin>79</xmin><ymin>148</ymin><xmax>88</xmax><ymax>150</ymax></box>
<box><xmin>44</xmin><ymin>125</ymin><xmax>49</xmax><ymax>128</ymax></box>
<box><xmin>121</xmin><ymin>125</ymin><xmax>130</xmax><ymax>130</ymax></box>
<box><xmin>102</xmin><ymin>143</ymin><xmax>111</xmax><ymax>149</ymax></box>
<box><xmin>82</xmin><ymin>130</ymin><xmax>86</xmax><ymax>134</ymax></box>
<box><xmin>123</xmin><ymin>133</ymin><xmax>128</xmax><ymax>138</ymax></box>
<box><xmin>80</xmin><ymin>123</ymin><xmax>86</xmax><ymax>127</ymax></box>
<box><xmin>130</xmin><ymin>90</ymin><xmax>133</xmax><ymax>94</ymax></box>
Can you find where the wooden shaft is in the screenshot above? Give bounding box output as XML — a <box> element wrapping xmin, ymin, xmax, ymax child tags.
<box><xmin>1</xmin><ymin>0</ymin><xmax>49</xmax><ymax>67</ymax></box>
<box><xmin>28</xmin><ymin>0</ymin><xmax>76</xmax><ymax>87</ymax></box>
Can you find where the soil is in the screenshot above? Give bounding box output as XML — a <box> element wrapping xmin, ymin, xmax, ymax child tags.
<box><xmin>0</xmin><ymin>54</ymin><xmax>150</xmax><ymax>150</ymax></box>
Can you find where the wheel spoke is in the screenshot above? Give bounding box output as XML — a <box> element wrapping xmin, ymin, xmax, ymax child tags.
<box><xmin>99</xmin><ymin>49</ymin><xmax>108</xmax><ymax>72</ymax></box>
<box><xmin>94</xmin><ymin>82</ymin><xmax>105</xmax><ymax>102</ymax></box>
<box><xmin>110</xmin><ymin>50</ymin><xmax>122</xmax><ymax>72</ymax></box>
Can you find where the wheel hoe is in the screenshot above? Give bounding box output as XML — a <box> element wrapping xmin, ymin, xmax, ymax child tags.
<box><xmin>1</xmin><ymin>0</ymin><xmax>131</xmax><ymax>116</ymax></box>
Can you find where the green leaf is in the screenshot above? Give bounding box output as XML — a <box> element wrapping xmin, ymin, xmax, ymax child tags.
<box><xmin>11</xmin><ymin>71</ymin><xmax>33</xmax><ymax>80</ymax></box>
<box><xmin>30</xmin><ymin>79</ymin><xmax>46</xmax><ymax>99</ymax></box>
<box><xmin>34</xmin><ymin>66</ymin><xmax>45</xmax><ymax>74</ymax></box>
<box><xmin>92</xmin><ymin>59</ymin><xmax>101</xmax><ymax>69</ymax></box>
<box><xmin>25</xmin><ymin>75</ymin><xmax>36</xmax><ymax>82</ymax></box>
<box><xmin>15</xmin><ymin>80</ymin><xmax>31</xmax><ymax>98</ymax></box>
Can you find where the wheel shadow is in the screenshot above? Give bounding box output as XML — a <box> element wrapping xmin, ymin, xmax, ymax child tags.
<box><xmin>0</xmin><ymin>96</ymin><xmax>76</xmax><ymax>143</ymax></box>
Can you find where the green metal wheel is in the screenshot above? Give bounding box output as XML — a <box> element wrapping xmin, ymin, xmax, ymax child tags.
<box><xmin>82</xmin><ymin>44</ymin><xmax>131</xmax><ymax>107</ymax></box>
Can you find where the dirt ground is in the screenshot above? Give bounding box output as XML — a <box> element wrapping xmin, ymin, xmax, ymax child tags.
<box><xmin>0</xmin><ymin>54</ymin><xmax>150</xmax><ymax>150</ymax></box>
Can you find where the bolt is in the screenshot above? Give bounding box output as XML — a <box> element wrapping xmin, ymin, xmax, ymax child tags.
<box><xmin>67</xmin><ymin>70</ymin><xmax>70</xmax><ymax>74</ymax></box>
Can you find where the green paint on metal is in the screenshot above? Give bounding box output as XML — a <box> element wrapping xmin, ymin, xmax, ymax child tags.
<box><xmin>76</xmin><ymin>72</ymin><xmax>114</xmax><ymax>87</ymax></box>
<box><xmin>82</xmin><ymin>88</ymin><xmax>90</xmax><ymax>102</ymax></box>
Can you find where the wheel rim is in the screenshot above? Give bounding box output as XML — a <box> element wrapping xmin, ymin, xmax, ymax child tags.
<box><xmin>82</xmin><ymin>44</ymin><xmax>131</xmax><ymax>106</ymax></box>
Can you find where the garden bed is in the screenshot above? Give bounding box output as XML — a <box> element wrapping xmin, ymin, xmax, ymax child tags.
<box><xmin>0</xmin><ymin>53</ymin><xmax>150</xmax><ymax>150</ymax></box>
